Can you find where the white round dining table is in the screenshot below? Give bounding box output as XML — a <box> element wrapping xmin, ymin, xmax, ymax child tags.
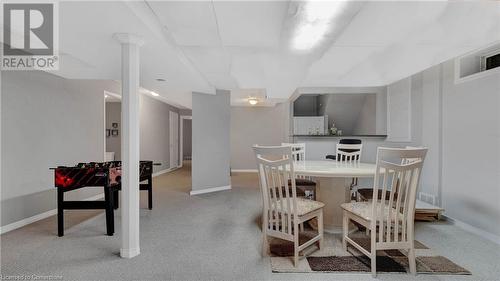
<box><xmin>293</xmin><ymin>160</ymin><xmax>377</xmax><ymax>233</ymax></box>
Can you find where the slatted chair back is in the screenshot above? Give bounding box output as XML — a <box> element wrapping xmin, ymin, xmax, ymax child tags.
<box><xmin>371</xmin><ymin>147</ymin><xmax>427</xmax><ymax>245</ymax></box>
<box><xmin>282</xmin><ymin>143</ymin><xmax>310</xmax><ymax>180</ymax></box>
<box><xmin>253</xmin><ymin>145</ymin><xmax>298</xmax><ymax>240</ymax></box>
<box><xmin>281</xmin><ymin>143</ymin><xmax>306</xmax><ymax>162</ymax></box>
<box><xmin>336</xmin><ymin>143</ymin><xmax>363</xmax><ymax>163</ymax></box>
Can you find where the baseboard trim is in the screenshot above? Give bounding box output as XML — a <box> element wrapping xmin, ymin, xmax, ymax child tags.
<box><xmin>152</xmin><ymin>166</ymin><xmax>179</xmax><ymax>177</ymax></box>
<box><xmin>231</xmin><ymin>169</ymin><xmax>257</xmax><ymax>173</ymax></box>
<box><xmin>443</xmin><ymin>215</ymin><xmax>500</xmax><ymax>245</ymax></box>
<box><xmin>0</xmin><ymin>193</ymin><xmax>104</xmax><ymax>235</ymax></box>
<box><xmin>120</xmin><ymin>247</ymin><xmax>140</xmax><ymax>258</ymax></box>
<box><xmin>190</xmin><ymin>185</ymin><xmax>231</xmax><ymax>196</ymax></box>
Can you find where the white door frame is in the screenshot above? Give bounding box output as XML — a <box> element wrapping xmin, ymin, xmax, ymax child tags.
<box><xmin>179</xmin><ymin>115</ymin><xmax>192</xmax><ymax>168</ymax></box>
<box><xmin>169</xmin><ymin>111</ymin><xmax>180</xmax><ymax>169</ymax></box>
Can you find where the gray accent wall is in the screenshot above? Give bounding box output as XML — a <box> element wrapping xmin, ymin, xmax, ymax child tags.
<box><xmin>192</xmin><ymin>90</ymin><xmax>230</xmax><ymax>191</ymax></box>
<box><xmin>440</xmin><ymin>60</ymin><xmax>500</xmax><ymax>238</ymax></box>
<box><xmin>353</xmin><ymin>95</ymin><xmax>377</xmax><ymax>135</ymax></box>
<box><xmin>1</xmin><ymin>71</ymin><xmax>119</xmax><ymax>227</ymax></box>
<box><xmin>182</xmin><ymin>119</ymin><xmax>192</xmax><ymax>160</ymax></box>
<box><xmin>1</xmin><ymin>71</ymin><xmax>183</xmax><ymax>228</ymax></box>
<box><xmin>386</xmin><ymin>59</ymin><xmax>500</xmax><ymax>239</ymax></box>
<box><xmin>230</xmin><ymin>103</ymin><xmax>290</xmax><ymax>170</ymax></box>
<box><xmin>105</xmin><ymin>96</ymin><xmax>181</xmax><ymax>172</ymax></box>
<box><xmin>139</xmin><ymin>95</ymin><xmax>179</xmax><ymax>173</ymax></box>
<box><xmin>105</xmin><ymin>102</ymin><xmax>121</xmax><ymax>160</ymax></box>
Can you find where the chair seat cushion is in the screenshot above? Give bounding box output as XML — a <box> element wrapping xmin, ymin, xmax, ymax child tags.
<box><xmin>357</xmin><ymin>188</ymin><xmax>397</xmax><ymax>201</ymax></box>
<box><xmin>288</xmin><ymin>178</ymin><xmax>316</xmax><ymax>186</ymax></box>
<box><xmin>273</xmin><ymin>198</ymin><xmax>324</xmax><ymax>216</ymax></box>
<box><xmin>341</xmin><ymin>202</ymin><xmax>402</xmax><ymax>222</ymax></box>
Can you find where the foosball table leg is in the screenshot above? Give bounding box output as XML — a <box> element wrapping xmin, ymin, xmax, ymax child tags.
<box><xmin>148</xmin><ymin>176</ymin><xmax>153</xmax><ymax>210</ymax></box>
<box><xmin>113</xmin><ymin>189</ymin><xmax>119</xmax><ymax>210</ymax></box>
<box><xmin>104</xmin><ymin>187</ymin><xmax>114</xmax><ymax>236</ymax></box>
<box><xmin>57</xmin><ymin>188</ymin><xmax>64</xmax><ymax>237</ymax></box>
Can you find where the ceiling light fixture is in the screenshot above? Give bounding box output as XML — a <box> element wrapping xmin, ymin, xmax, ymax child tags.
<box><xmin>150</xmin><ymin>91</ymin><xmax>159</xmax><ymax>97</ymax></box>
<box><xmin>248</xmin><ymin>98</ymin><xmax>258</xmax><ymax>106</ymax></box>
<box><xmin>156</xmin><ymin>78</ymin><xmax>166</xmax><ymax>82</ymax></box>
<box><xmin>292</xmin><ymin>1</ymin><xmax>346</xmax><ymax>51</ymax></box>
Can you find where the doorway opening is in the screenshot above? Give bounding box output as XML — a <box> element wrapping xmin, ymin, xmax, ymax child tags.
<box><xmin>180</xmin><ymin>115</ymin><xmax>192</xmax><ymax>168</ymax></box>
<box><xmin>104</xmin><ymin>91</ymin><xmax>121</xmax><ymax>161</ymax></box>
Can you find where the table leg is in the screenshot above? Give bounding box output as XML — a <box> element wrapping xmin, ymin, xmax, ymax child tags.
<box><xmin>104</xmin><ymin>187</ymin><xmax>114</xmax><ymax>236</ymax></box>
<box><xmin>148</xmin><ymin>176</ymin><xmax>153</xmax><ymax>210</ymax></box>
<box><xmin>113</xmin><ymin>189</ymin><xmax>119</xmax><ymax>210</ymax></box>
<box><xmin>316</xmin><ymin>177</ymin><xmax>350</xmax><ymax>233</ymax></box>
<box><xmin>57</xmin><ymin>188</ymin><xmax>64</xmax><ymax>237</ymax></box>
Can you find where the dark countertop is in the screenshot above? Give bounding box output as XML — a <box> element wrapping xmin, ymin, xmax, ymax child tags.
<box><xmin>292</xmin><ymin>135</ymin><xmax>387</xmax><ymax>138</ymax></box>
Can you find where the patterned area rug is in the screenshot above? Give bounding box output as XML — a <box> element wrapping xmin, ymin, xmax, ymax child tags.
<box><xmin>270</xmin><ymin>231</ymin><xmax>470</xmax><ymax>275</ymax></box>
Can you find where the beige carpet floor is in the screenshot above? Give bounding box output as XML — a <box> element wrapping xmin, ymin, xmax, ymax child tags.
<box><xmin>1</xmin><ymin>162</ymin><xmax>499</xmax><ymax>281</ymax></box>
<box><xmin>269</xmin><ymin>231</ymin><xmax>470</xmax><ymax>275</ymax></box>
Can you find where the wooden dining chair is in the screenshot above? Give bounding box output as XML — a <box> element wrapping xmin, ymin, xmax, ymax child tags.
<box><xmin>336</xmin><ymin>143</ymin><xmax>363</xmax><ymax>163</ymax></box>
<box><xmin>357</xmin><ymin>146</ymin><xmax>421</xmax><ymax>202</ymax></box>
<box><xmin>341</xmin><ymin>147</ymin><xmax>427</xmax><ymax>277</ymax></box>
<box><xmin>335</xmin><ymin>143</ymin><xmax>363</xmax><ymax>199</ymax></box>
<box><xmin>281</xmin><ymin>143</ymin><xmax>316</xmax><ymax>200</ymax></box>
<box><xmin>253</xmin><ymin>145</ymin><xmax>324</xmax><ymax>267</ymax></box>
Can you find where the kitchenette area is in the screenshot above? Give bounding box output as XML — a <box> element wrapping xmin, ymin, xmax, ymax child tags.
<box><xmin>291</xmin><ymin>90</ymin><xmax>388</xmax><ymax>163</ymax></box>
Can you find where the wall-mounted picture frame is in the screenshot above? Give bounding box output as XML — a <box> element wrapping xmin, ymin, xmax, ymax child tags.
<box><xmin>111</xmin><ymin>129</ymin><xmax>119</xmax><ymax>136</ymax></box>
<box><xmin>106</xmin><ymin>129</ymin><xmax>111</xmax><ymax>137</ymax></box>
<box><xmin>112</xmin><ymin>122</ymin><xmax>118</xmax><ymax>128</ymax></box>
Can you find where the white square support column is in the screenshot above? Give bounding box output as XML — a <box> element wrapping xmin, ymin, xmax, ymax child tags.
<box><xmin>114</xmin><ymin>33</ymin><xmax>144</xmax><ymax>259</ymax></box>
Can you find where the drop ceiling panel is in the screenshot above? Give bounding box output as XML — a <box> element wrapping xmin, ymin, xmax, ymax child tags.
<box><xmin>334</xmin><ymin>2</ymin><xmax>448</xmax><ymax>47</ymax></box>
<box><xmin>147</xmin><ymin>1</ymin><xmax>220</xmax><ymax>46</ymax></box>
<box><xmin>203</xmin><ymin>73</ymin><xmax>239</xmax><ymax>90</ymax></box>
<box><xmin>303</xmin><ymin>46</ymin><xmax>384</xmax><ymax>86</ymax></box>
<box><xmin>48</xmin><ymin>1</ymin><xmax>500</xmax><ymax>109</ymax></box>
<box><xmin>54</xmin><ymin>1</ymin><xmax>213</xmax><ymax>108</ymax></box>
<box><xmin>182</xmin><ymin>47</ymin><xmax>232</xmax><ymax>74</ymax></box>
<box><xmin>230</xmin><ymin>53</ymin><xmax>267</xmax><ymax>88</ymax></box>
<box><xmin>213</xmin><ymin>1</ymin><xmax>289</xmax><ymax>47</ymax></box>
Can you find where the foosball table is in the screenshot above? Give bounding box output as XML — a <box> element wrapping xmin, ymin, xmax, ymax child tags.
<box><xmin>52</xmin><ymin>161</ymin><xmax>159</xmax><ymax>237</ymax></box>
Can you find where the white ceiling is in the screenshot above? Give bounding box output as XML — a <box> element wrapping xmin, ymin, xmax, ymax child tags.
<box><xmin>6</xmin><ymin>1</ymin><xmax>499</xmax><ymax>108</ymax></box>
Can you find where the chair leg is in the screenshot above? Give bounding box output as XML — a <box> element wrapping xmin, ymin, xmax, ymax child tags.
<box><xmin>294</xmin><ymin>224</ymin><xmax>299</xmax><ymax>267</ymax></box>
<box><xmin>371</xmin><ymin>227</ymin><xmax>377</xmax><ymax>278</ymax></box>
<box><xmin>409</xmin><ymin>246</ymin><xmax>417</xmax><ymax>275</ymax></box>
<box><xmin>318</xmin><ymin>211</ymin><xmax>324</xmax><ymax>249</ymax></box>
<box><xmin>262</xmin><ymin>231</ymin><xmax>269</xmax><ymax>257</ymax></box>
<box><xmin>262</xmin><ymin>215</ymin><xmax>269</xmax><ymax>257</ymax></box>
<box><xmin>342</xmin><ymin>212</ymin><xmax>348</xmax><ymax>251</ymax></box>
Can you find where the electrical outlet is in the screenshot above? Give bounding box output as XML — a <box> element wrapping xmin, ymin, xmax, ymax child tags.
<box><xmin>419</xmin><ymin>192</ymin><xmax>436</xmax><ymax>205</ymax></box>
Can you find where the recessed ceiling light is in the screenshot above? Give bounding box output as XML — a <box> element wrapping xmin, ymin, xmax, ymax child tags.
<box><xmin>248</xmin><ymin>98</ymin><xmax>258</xmax><ymax>106</ymax></box>
<box><xmin>150</xmin><ymin>91</ymin><xmax>159</xmax><ymax>97</ymax></box>
<box><xmin>156</xmin><ymin>78</ymin><xmax>166</xmax><ymax>82</ymax></box>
